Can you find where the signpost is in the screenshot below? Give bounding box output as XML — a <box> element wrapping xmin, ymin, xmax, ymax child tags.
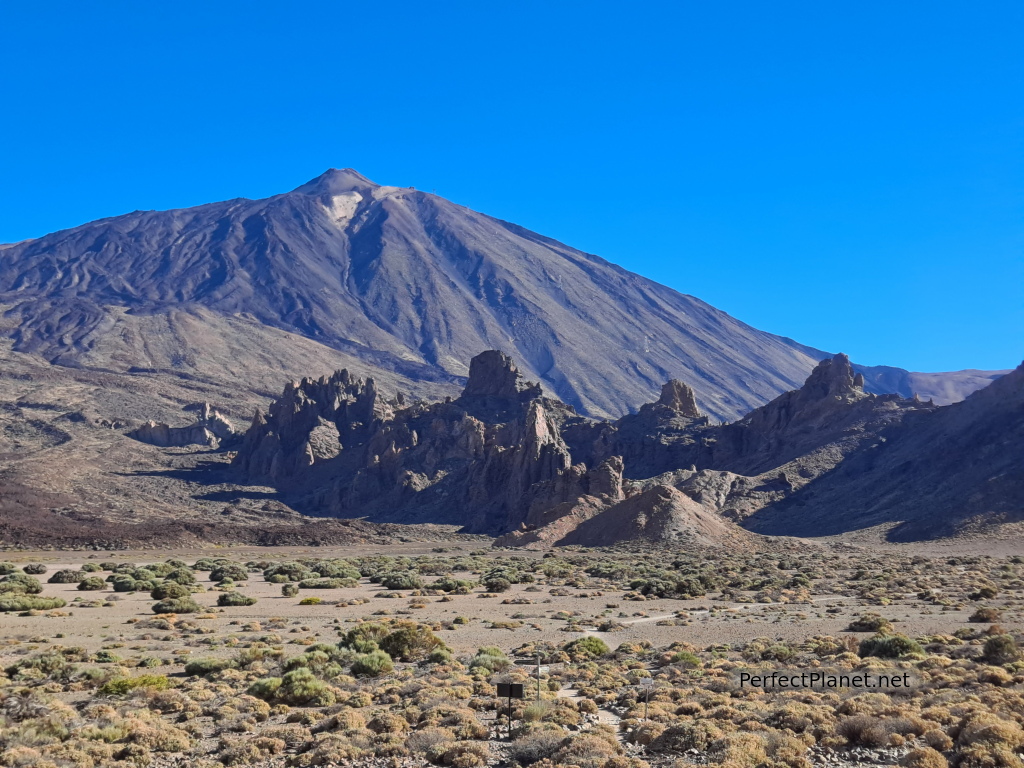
<box><xmin>638</xmin><ymin>677</ymin><xmax>654</xmax><ymax>721</ymax></box>
<box><xmin>496</xmin><ymin>683</ymin><xmax>525</xmax><ymax>739</ymax></box>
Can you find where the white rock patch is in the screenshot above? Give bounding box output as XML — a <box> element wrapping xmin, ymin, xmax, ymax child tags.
<box><xmin>323</xmin><ymin>191</ymin><xmax>363</xmax><ymax>227</ymax></box>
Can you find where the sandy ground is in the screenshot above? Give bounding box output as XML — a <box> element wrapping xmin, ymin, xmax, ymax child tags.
<box><xmin>2</xmin><ymin>542</ymin><xmax>1021</xmax><ymax>672</ymax></box>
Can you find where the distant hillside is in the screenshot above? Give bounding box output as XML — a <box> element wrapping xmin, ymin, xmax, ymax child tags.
<box><xmin>0</xmin><ymin>169</ymin><xmax>1000</xmax><ymax>420</ymax></box>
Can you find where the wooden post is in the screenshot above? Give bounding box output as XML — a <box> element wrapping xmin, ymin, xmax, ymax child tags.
<box><xmin>536</xmin><ymin>654</ymin><xmax>541</xmax><ymax>701</ymax></box>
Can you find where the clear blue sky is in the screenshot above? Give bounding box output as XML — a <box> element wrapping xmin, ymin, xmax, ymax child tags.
<box><xmin>1</xmin><ymin>1</ymin><xmax>1021</xmax><ymax>372</ymax></box>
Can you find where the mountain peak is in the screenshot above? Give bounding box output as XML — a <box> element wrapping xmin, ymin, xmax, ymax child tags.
<box><xmin>292</xmin><ymin>168</ymin><xmax>379</xmax><ymax>195</ymax></box>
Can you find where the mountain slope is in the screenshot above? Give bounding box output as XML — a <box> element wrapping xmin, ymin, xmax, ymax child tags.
<box><xmin>743</xmin><ymin>362</ymin><xmax>1024</xmax><ymax>540</ymax></box>
<box><xmin>0</xmin><ymin>169</ymin><xmax>997</xmax><ymax>421</ymax></box>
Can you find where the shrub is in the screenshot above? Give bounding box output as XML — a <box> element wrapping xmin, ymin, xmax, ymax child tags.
<box><xmin>218</xmin><ymin>592</ymin><xmax>257</xmax><ymax>607</ymax></box>
<box><xmin>299</xmin><ymin>596</ymin><xmax>322</xmax><ymax>605</ymax></box>
<box><xmin>209</xmin><ymin>563</ymin><xmax>249</xmax><ymax>582</ymax></box>
<box><xmin>151</xmin><ymin>582</ymin><xmax>191</xmax><ymax>600</ymax></box>
<box><xmin>22</xmin><ymin>563</ymin><xmax>47</xmax><ymax>575</ymax></box>
<box><xmin>509</xmin><ymin>729</ymin><xmax>565</xmax><ymax>765</ymax></box>
<box><xmin>564</xmin><ymin>636</ymin><xmax>609</xmax><ymax>660</ymax></box>
<box><xmin>837</xmin><ymin>715</ymin><xmax>893</xmax><ymax>747</ymax></box>
<box><xmin>248</xmin><ymin>677</ymin><xmax>283</xmax><ymax>700</ymax></box>
<box><xmin>551</xmin><ymin>733</ymin><xmax>620</xmax><ymax>766</ymax></box>
<box><xmin>859</xmin><ymin>634</ymin><xmax>923</xmax><ymax>659</ymax></box>
<box><xmin>847</xmin><ymin>613</ymin><xmax>894</xmax><ymax>633</ymax></box>
<box><xmin>0</xmin><ymin>595</ymin><xmax>67</xmax><ymax>611</ymax></box>
<box><xmin>48</xmin><ymin>569</ymin><xmax>86</xmax><ymax>584</ymax></box>
<box><xmin>282</xmin><ymin>583</ymin><xmax>299</xmax><ymax>597</ymax></box>
<box><xmin>426</xmin><ymin>740</ymin><xmax>490</xmax><ymax>767</ymax></box>
<box><xmin>352</xmin><ymin>650</ymin><xmax>394</xmax><ymax>677</ymax></box>
<box><xmin>111</xmin><ymin>576</ymin><xmax>138</xmax><ymax>592</ymax></box>
<box><xmin>433</xmin><ymin>576</ymin><xmax>476</xmax><ymax>593</ymax></box>
<box><xmin>299</xmin><ymin>577</ymin><xmax>358</xmax><ymax>589</ymax></box>
<box><xmin>80</xmin><ymin>562</ymin><xmax>102</xmax><ymax>572</ymax></box>
<box><xmin>670</xmin><ymin>650</ymin><xmax>701</xmax><ymax>668</ymax></box>
<box><xmin>277</xmin><ymin>667</ymin><xmax>337</xmax><ymax>706</ymax></box>
<box><xmin>379</xmin><ymin>623</ymin><xmax>446</xmax><ymax>662</ymax></box>
<box><xmin>483</xmin><ymin>577</ymin><xmax>512</xmax><ymax>593</ymax></box>
<box><xmin>368</xmin><ymin>712</ymin><xmax>409</xmax><ymax>734</ymax></box>
<box><xmin>98</xmin><ymin>674</ymin><xmax>171</xmax><ymax>696</ymax></box>
<box><xmin>902</xmin><ymin>747</ymin><xmax>948</xmax><ymax>768</ymax></box>
<box><xmin>649</xmin><ymin>721</ymin><xmax>725</xmax><ymax>752</ymax></box>
<box><xmin>263</xmin><ymin>562</ymin><xmax>316</xmax><ymax>582</ymax></box>
<box><xmin>982</xmin><ymin>635</ymin><xmax>1020</xmax><ymax>664</ymax></box>
<box><xmin>185</xmin><ymin>657</ymin><xmax>237</xmax><ymax>676</ymax></box>
<box><xmin>0</xmin><ymin>573</ymin><xmax>43</xmax><ymax>594</ymax></box>
<box><xmin>340</xmin><ymin>622</ymin><xmax>391</xmax><ymax>649</ymax></box>
<box><xmin>162</xmin><ymin>567</ymin><xmax>196</xmax><ymax>585</ymax></box>
<box><xmin>382</xmin><ymin>572</ymin><xmax>423</xmax><ymax>590</ymax></box>
<box><xmin>152</xmin><ymin>597</ymin><xmax>202</xmax><ymax>614</ymax></box>
<box><xmin>469</xmin><ymin>646</ymin><xmax>510</xmax><ymax>673</ymax></box>
<box><xmin>77</xmin><ymin>576</ymin><xmax>107</xmax><ymax>591</ymax></box>
<box><xmin>969</xmin><ymin>607</ymin><xmax>1002</xmax><ymax>623</ymax></box>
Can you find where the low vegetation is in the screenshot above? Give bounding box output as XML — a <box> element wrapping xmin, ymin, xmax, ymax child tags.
<box><xmin>0</xmin><ymin>546</ymin><xmax>1019</xmax><ymax>768</ymax></box>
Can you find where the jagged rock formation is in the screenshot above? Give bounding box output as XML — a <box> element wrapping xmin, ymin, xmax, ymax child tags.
<box><xmin>129</xmin><ymin>402</ymin><xmax>236</xmax><ymax>448</ymax></box>
<box><xmin>233</xmin><ymin>349</ymin><xmax>1017</xmax><ymax>544</ymax></box>
<box><xmin>0</xmin><ymin>168</ymin><xmax>1002</xmax><ymax>422</ymax></box>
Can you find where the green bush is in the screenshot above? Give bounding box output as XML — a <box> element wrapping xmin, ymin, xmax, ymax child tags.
<box><xmin>48</xmin><ymin>569</ymin><xmax>86</xmax><ymax>584</ymax></box>
<box><xmin>248</xmin><ymin>677</ymin><xmax>283</xmax><ymax>700</ymax></box>
<box><xmin>282</xmin><ymin>583</ymin><xmax>299</xmax><ymax>597</ymax></box>
<box><xmin>483</xmin><ymin>577</ymin><xmax>512</xmax><ymax>593</ymax></box>
<box><xmin>22</xmin><ymin>563</ymin><xmax>47</xmax><ymax>575</ymax></box>
<box><xmin>276</xmin><ymin>667</ymin><xmax>337</xmax><ymax>706</ymax></box>
<box><xmin>111</xmin><ymin>576</ymin><xmax>137</xmax><ymax>592</ymax></box>
<box><xmin>982</xmin><ymin>635</ymin><xmax>1020</xmax><ymax>665</ymax></box>
<box><xmin>209</xmin><ymin>563</ymin><xmax>249</xmax><ymax>582</ymax></box>
<box><xmin>564</xmin><ymin>636</ymin><xmax>609</xmax><ymax>660</ymax></box>
<box><xmin>162</xmin><ymin>568</ymin><xmax>196</xmax><ymax>585</ymax></box>
<box><xmin>352</xmin><ymin>650</ymin><xmax>394</xmax><ymax>677</ymax></box>
<box><xmin>307</xmin><ymin>560</ymin><xmax>361</xmax><ymax>580</ymax></box>
<box><xmin>379</xmin><ymin>623</ymin><xmax>446</xmax><ymax>662</ymax></box>
<box><xmin>299</xmin><ymin>577</ymin><xmax>358</xmax><ymax>589</ymax></box>
<box><xmin>299</xmin><ymin>597</ymin><xmax>322</xmax><ymax>605</ymax></box>
<box><xmin>469</xmin><ymin>646</ymin><xmax>510</xmax><ymax>673</ymax></box>
<box><xmin>77</xmin><ymin>576</ymin><xmax>107</xmax><ymax>591</ymax></box>
<box><xmin>152</xmin><ymin>597</ymin><xmax>202</xmax><ymax>614</ymax></box>
<box><xmin>670</xmin><ymin>651</ymin><xmax>701</xmax><ymax>668</ymax></box>
<box><xmin>263</xmin><ymin>563</ymin><xmax>316</xmax><ymax>583</ymax></box>
<box><xmin>0</xmin><ymin>595</ymin><xmax>67</xmax><ymax>612</ymax></box>
<box><xmin>150</xmin><ymin>585</ymin><xmax>192</xmax><ymax>606</ymax></box>
<box><xmin>433</xmin><ymin>576</ymin><xmax>476</xmax><ymax>593</ymax></box>
<box><xmin>429</xmin><ymin>648</ymin><xmax>454</xmax><ymax>665</ymax></box>
<box><xmin>858</xmin><ymin>634</ymin><xmax>924</xmax><ymax>659</ymax></box>
<box><xmin>381</xmin><ymin>572</ymin><xmax>423</xmax><ymax>590</ymax></box>
<box><xmin>80</xmin><ymin>563</ymin><xmax>102</xmax><ymax>573</ymax></box>
<box><xmin>218</xmin><ymin>592</ymin><xmax>257</xmax><ymax>607</ymax></box>
<box><xmin>185</xmin><ymin>658</ymin><xmax>237</xmax><ymax>676</ymax></box>
<box><xmin>340</xmin><ymin>622</ymin><xmax>391</xmax><ymax>649</ymax></box>
<box><xmin>98</xmin><ymin>674</ymin><xmax>171</xmax><ymax>696</ymax></box>
<box><xmin>0</xmin><ymin>573</ymin><xmax>43</xmax><ymax>594</ymax></box>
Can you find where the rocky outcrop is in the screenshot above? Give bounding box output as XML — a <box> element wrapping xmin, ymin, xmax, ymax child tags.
<box><xmin>234</xmin><ymin>370</ymin><xmax>389</xmax><ymax>480</ymax></box>
<box><xmin>129</xmin><ymin>402</ymin><xmax>236</xmax><ymax>449</ymax></box>
<box><xmin>708</xmin><ymin>354</ymin><xmax>930</xmax><ymax>477</ymax></box>
<box><xmin>657</xmin><ymin>380</ymin><xmax>702</xmax><ymax>417</ymax></box>
<box><xmin>232</xmin><ymin>348</ymin><xmax>1005</xmax><ymax>545</ymax></box>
